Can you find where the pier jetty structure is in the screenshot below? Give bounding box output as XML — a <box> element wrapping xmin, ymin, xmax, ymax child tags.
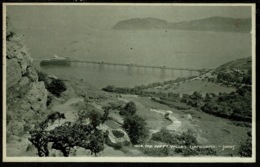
<box><xmin>40</xmin><ymin>57</ymin><xmax>211</xmax><ymax>76</ymax></box>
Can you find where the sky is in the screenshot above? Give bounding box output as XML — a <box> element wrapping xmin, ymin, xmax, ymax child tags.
<box><xmin>6</xmin><ymin>4</ymin><xmax>252</xmax><ymax>30</ymax></box>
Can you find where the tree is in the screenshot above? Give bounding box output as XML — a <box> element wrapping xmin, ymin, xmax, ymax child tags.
<box><xmin>123</xmin><ymin>101</ymin><xmax>137</xmax><ymax>115</ymax></box>
<box><xmin>29</xmin><ymin>112</ymin><xmax>107</xmax><ymax>157</ymax></box>
<box><xmin>122</xmin><ymin>115</ymin><xmax>149</xmax><ymax>144</ymax></box>
<box><xmin>101</xmin><ymin>108</ymin><xmax>109</xmax><ymax>123</ymax></box>
<box><xmin>46</xmin><ymin>79</ymin><xmax>67</xmax><ymax>97</ymax></box>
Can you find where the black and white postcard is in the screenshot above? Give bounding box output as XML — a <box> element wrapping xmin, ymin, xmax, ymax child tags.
<box><xmin>2</xmin><ymin>3</ymin><xmax>256</xmax><ymax>162</ymax></box>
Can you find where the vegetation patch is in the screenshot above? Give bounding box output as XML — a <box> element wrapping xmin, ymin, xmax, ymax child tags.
<box><xmin>29</xmin><ymin>110</ymin><xmax>109</xmax><ymax>157</ymax></box>
<box><xmin>151</xmin><ymin>129</ymin><xmax>217</xmax><ymax>156</ymax></box>
<box><xmin>122</xmin><ymin>114</ymin><xmax>149</xmax><ymax>145</ymax></box>
<box><xmin>238</xmin><ymin>132</ymin><xmax>252</xmax><ymax>157</ymax></box>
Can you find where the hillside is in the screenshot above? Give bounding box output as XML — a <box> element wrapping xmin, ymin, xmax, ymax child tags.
<box><xmin>214</xmin><ymin>57</ymin><xmax>252</xmax><ymax>72</ymax></box>
<box><xmin>113</xmin><ymin>16</ymin><xmax>251</xmax><ymax>33</ymax></box>
<box><xmin>102</xmin><ymin>56</ymin><xmax>252</xmax><ymax>121</ymax></box>
<box><xmin>211</xmin><ymin>57</ymin><xmax>252</xmax><ymax>86</ymax></box>
<box><xmin>101</xmin><ymin>57</ymin><xmax>253</xmax><ymax>156</ymax></box>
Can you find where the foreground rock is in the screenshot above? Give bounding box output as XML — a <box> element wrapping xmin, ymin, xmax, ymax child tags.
<box><xmin>99</xmin><ymin>125</ymin><xmax>131</xmax><ymax>148</ymax></box>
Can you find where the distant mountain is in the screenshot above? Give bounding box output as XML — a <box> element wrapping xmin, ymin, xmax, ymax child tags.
<box><xmin>112</xmin><ymin>16</ymin><xmax>251</xmax><ymax>32</ymax></box>
<box><xmin>113</xmin><ymin>17</ymin><xmax>168</xmax><ymax>30</ymax></box>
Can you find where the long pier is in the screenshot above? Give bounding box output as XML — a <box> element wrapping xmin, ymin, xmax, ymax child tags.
<box><xmin>69</xmin><ymin>59</ymin><xmax>211</xmax><ymax>74</ymax></box>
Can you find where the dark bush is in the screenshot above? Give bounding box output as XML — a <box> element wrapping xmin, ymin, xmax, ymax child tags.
<box><xmin>151</xmin><ymin>128</ymin><xmax>179</xmax><ymax>145</ymax></box>
<box><xmin>102</xmin><ymin>85</ymin><xmax>116</xmax><ymax>92</ymax></box>
<box><xmin>37</xmin><ymin>70</ymin><xmax>49</xmax><ymax>86</ymax></box>
<box><xmin>182</xmin><ymin>147</ymin><xmax>217</xmax><ymax>156</ymax></box>
<box><xmin>101</xmin><ymin>108</ymin><xmax>109</xmax><ymax>123</ymax></box>
<box><xmin>123</xmin><ymin>101</ymin><xmax>137</xmax><ymax>115</ymax></box>
<box><xmin>122</xmin><ymin>115</ymin><xmax>149</xmax><ymax>144</ymax></box>
<box><xmin>46</xmin><ymin>94</ymin><xmax>53</xmax><ymax>106</ymax></box>
<box><xmin>78</xmin><ymin>109</ymin><xmax>102</xmax><ymax>128</ymax></box>
<box><xmin>142</xmin><ymin>146</ymin><xmax>170</xmax><ymax>156</ymax></box>
<box><xmin>46</xmin><ymin>79</ymin><xmax>67</xmax><ymax>97</ymax></box>
<box><xmin>238</xmin><ymin>136</ymin><xmax>252</xmax><ymax>157</ymax></box>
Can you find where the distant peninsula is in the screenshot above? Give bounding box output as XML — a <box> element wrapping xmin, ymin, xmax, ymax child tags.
<box><xmin>112</xmin><ymin>16</ymin><xmax>251</xmax><ymax>33</ymax></box>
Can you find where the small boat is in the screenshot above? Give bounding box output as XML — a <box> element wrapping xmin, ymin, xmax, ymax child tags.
<box><xmin>40</xmin><ymin>55</ymin><xmax>71</xmax><ymax>66</ymax></box>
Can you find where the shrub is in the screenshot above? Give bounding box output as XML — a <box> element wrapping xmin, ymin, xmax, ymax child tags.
<box><xmin>178</xmin><ymin>130</ymin><xmax>198</xmax><ymax>146</ymax></box>
<box><xmin>182</xmin><ymin>147</ymin><xmax>217</xmax><ymax>156</ymax></box>
<box><xmin>238</xmin><ymin>135</ymin><xmax>252</xmax><ymax>157</ymax></box>
<box><xmin>122</xmin><ymin>115</ymin><xmax>149</xmax><ymax>144</ymax></box>
<box><xmin>142</xmin><ymin>146</ymin><xmax>170</xmax><ymax>156</ymax></box>
<box><xmin>101</xmin><ymin>108</ymin><xmax>109</xmax><ymax>123</ymax></box>
<box><xmin>123</xmin><ymin>101</ymin><xmax>137</xmax><ymax>115</ymax></box>
<box><xmin>46</xmin><ymin>79</ymin><xmax>67</xmax><ymax>97</ymax></box>
<box><xmin>102</xmin><ymin>85</ymin><xmax>116</xmax><ymax>92</ymax></box>
<box><xmin>151</xmin><ymin>128</ymin><xmax>179</xmax><ymax>145</ymax></box>
<box><xmin>78</xmin><ymin>109</ymin><xmax>102</xmax><ymax>128</ymax></box>
<box><xmin>37</xmin><ymin>70</ymin><xmax>49</xmax><ymax>86</ymax></box>
<box><xmin>46</xmin><ymin>94</ymin><xmax>53</xmax><ymax>106</ymax></box>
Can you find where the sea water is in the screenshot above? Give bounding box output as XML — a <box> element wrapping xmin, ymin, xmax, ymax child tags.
<box><xmin>15</xmin><ymin>28</ymin><xmax>251</xmax><ymax>89</ymax></box>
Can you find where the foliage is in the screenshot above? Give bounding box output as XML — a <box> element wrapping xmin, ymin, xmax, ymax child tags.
<box><xmin>36</xmin><ymin>70</ymin><xmax>67</xmax><ymax>98</ymax></box>
<box><xmin>101</xmin><ymin>108</ymin><xmax>110</xmax><ymax>123</ymax></box>
<box><xmin>238</xmin><ymin>132</ymin><xmax>252</xmax><ymax>157</ymax></box>
<box><xmin>181</xmin><ymin>147</ymin><xmax>217</xmax><ymax>156</ymax></box>
<box><xmin>46</xmin><ymin>78</ymin><xmax>67</xmax><ymax>97</ymax></box>
<box><xmin>216</xmin><ymin>69</ymin><xmax>251</xmax><ymax>86</ymax></box>
<box><xmin>37</xmin><ymin>70</ymin><xmax>49</xmax><ymax>86</ymax></box>
<box><xmin>122</xmin><ymin>101</ymin><xmax>137</xmax><ymax>115</ymax></box>
<box><xmin>152</xmin><ymin>97</ymin><xmax>190</xmax><ymax>110</ymax></box>
<box><xmin>29</xmin><ymin>111</ymin><xmax>107</xmax><ymax>157</ymax></box>
<box><xmin>181</xmin><ymin>91</ymin><xmax>203</xmax><ymax>107</ymax></box>
<box><xmin>201</xmin><ymin>88</ymin><xmax>251</xmax><ymax>122</ymax></box>
<box><xmin>38</xmin><ymin>111</ymin><xmax>66</xmax><ymax>129</ymax></box>
<box><xmin>122</xmin><ymin>115</ymin><xmax>149</xmax><ymax>145</ymax></box>
<box><xmin>77</xmin><ymin>109</ymin><xmax>102</xmax><ymax>128</ymax></box>
<box><xmin>230</xmin><ymin>121</ymin><xmax>251</xmax><ymax>128</ymax></box>
<box><xmin>142</xmin><ymin>146</ymin><xmax>170</xmax><ymax>156</ymax></box>
<box><xmin>46</xmin><ymin>94</ymin><xmax>53</xmax><ymax>106</ymax></box>
<box><xmin>101</xmin><ymin>77</ymin><xmax>195</xmax><ymax>98</ymax></box>
<box><xmin>103</xmin><ymin>102</ymin><xmax>125</xmax><ymax>112</ymax></box>
<box><xmin>151</xmin><ymin>129</ymin><xmax>217</xmax><ymax>156</ymax></box>
<box><xmin>180</xmin><ymin>86</ymin><xmax>252</xmax><ymax>122</ymax></box>
<box><xmin>178</xmin><ymin>130</ymin><xmax>198</xmax><ymax>146</ymax></box>
<box><xmin>151</xmin><ymin>128</ymin><xmax>179</xmax><ymax>145</ymax></box>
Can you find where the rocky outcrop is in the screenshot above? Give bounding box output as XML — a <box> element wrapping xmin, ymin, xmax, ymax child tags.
<box><xmin>99</xmin><ymin>124</ymin><xmax>131</xmax><ymax>148</ymax></box>
<box><xmin>6</xmin><ymin>58</ymin><xmax>22</xmax><ymax>88</ymax></box>
<box><xmin>106</xmin><ymin>128</ymin><xmax>131</xmax><ymax>148</ymax></box>
<box><xmin>26</xmin><ymin>82</ymin><xmax>48</xmax><ymax>112</ymax></box>
<box><xmin>6</xmin><ymin>27</ymin><xmax>48</xmax><ymax>138</ymax></box>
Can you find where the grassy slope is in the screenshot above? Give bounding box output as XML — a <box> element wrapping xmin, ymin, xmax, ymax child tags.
<box><xmin>120</xmin><ymin>94</ymin><xmax>249</xmax><ymax>156</ymax></box>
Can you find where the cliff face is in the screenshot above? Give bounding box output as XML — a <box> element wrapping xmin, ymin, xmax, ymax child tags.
<box><xmin>6</xmin><ymin>26</ymin><xmax>48</xmax><ymax>139</ymax></box>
